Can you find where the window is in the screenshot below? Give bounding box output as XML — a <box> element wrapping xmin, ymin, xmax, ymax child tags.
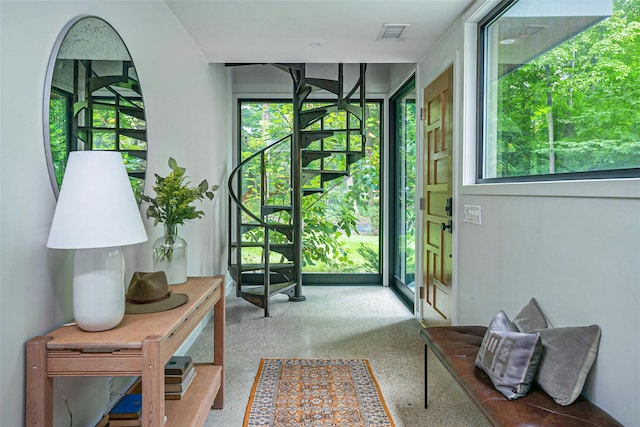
<box><xmin>389</xmin><ymin>77</ymin><xmax>416</xmax><ymax>308</ymax></box>
<box><xmin>478</xmin><ymin>0</ymin><xmax>640</xmax><ymax>182</ymax></box>
<box><xmin>238</xmin><ymin>99</ymin><xmax>382</xmax><ymax>280</ymax></box>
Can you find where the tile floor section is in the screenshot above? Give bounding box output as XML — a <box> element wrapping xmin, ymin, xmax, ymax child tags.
<box><xmin>187</xmin><ymin>285</ymin><xmax>490</xmax><ymax>427</ymax></box>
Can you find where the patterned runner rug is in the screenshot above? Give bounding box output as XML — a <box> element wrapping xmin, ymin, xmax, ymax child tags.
<box><xmin>244</xmin><ymin>358</ymin><xmax>395</xmax><ymax>427</ymax></box>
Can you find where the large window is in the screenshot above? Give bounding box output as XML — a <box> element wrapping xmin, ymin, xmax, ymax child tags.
<box><xmin>479</xmin><ymin>0</ymin><xmax>640</xmax><ymax>182</ymax></box>
<box><xmin>239</xmin><ymin>100</ymin><xmax>382</xmax><ymax>279</ymax></box>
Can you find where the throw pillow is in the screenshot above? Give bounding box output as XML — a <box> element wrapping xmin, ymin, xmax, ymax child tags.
<box><xmin>490</xmin><ymin>310</ymin><xmax>519</xmax><ymax>333</ymax></box>
<box><xmin>475</xmin><ymin>311</ymin><xmax>516</xmax><ymax>373</ymax></box>
<box><xmin>475</xmin><ymin>311</ymin><xmax>542</xmax><ymax>400</ymax></box>
<box><xmin>513</xmin><ymin>298</ymin><xmax>550</xmax><ymax>332</ymax></box>
<box><xmin>475</xmin><ymin>329</ymin><xmax>543</xmax><ymax>400</ymax></box>
<box><xmin>533</xmin><ymin>325</ymin><xmax>601</xmax><ymax>406</ymax></box>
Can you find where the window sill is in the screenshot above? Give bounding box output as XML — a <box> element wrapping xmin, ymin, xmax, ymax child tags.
<box><xmin>461</xmin><ymin>177</ymin><xmax>640</xmax><ymax>199</ymax></box>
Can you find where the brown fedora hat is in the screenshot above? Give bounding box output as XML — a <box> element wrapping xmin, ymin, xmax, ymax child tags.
<box><xmin>125</xmin><ymin>271</ymin><xmax>188</xmax><ymax>314</ymax></box>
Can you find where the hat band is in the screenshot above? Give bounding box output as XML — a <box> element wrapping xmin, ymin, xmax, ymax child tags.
<box><xmin>127</xmin><ymin>290</ymin><xmax>172</xmax><ymax>305</ymax></box>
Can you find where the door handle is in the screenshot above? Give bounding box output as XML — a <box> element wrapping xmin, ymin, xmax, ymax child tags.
<box><xmin>441</xmin><ymin>220</ymin><xmax>453</xmax><ymax>233</ymax></box>
<box><xmin>445</xmin><ymin>197</ymin><xmax>453</xmax><ymax>216</ymax></box>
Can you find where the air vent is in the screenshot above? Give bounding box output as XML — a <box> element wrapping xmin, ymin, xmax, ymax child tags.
<box><xmin>378</xmin><ymin>24</ymin><xmax>410</xmax><ymax>40</ymax></box>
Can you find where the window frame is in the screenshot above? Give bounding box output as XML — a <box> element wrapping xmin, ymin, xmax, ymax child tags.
<box><xmin>475</xmin><ymin>0</ymin><xmax>640</xmax><ymax>184</ymax></box>
<box><xmin>388</xmin><ymin>75</ymin><xmax>416</xmax><ymax>310</ymax></box>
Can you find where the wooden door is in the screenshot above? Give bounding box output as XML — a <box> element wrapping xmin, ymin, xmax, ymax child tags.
<box><xmin>422</xmin><ymin>65</ymin><xmax>453</xmax><ymax>326</ymax></box>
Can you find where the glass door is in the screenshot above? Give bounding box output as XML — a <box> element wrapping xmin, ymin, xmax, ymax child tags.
<box><xmin>389</xmin><ymin>77</ymin><xmax>416</xmax><ymax>309</ymax></box>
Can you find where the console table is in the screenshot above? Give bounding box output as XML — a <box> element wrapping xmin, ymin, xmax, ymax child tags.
<box><xmin>26</xmin><ymin>276</ymin><xmax>225</xmax><ymax>427</ymax></box>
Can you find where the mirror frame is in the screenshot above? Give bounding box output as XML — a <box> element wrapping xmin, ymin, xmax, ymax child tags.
<box><xmin>43</xmin><ymin>15</ymin><xmax>147</xmax><ymax>198</ymax></box>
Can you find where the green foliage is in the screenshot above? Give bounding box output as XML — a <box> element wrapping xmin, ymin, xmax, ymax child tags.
<box><xmin>49</xmin><ymin>96</ymin><xmax>68</xmax><ymax>187</ymax></box>
<box><xmin>239</xmin><ymin>100</ymin><xmax>381</xmax><ymax>273</ymax></box>
<box><xmin>138</xmin><ymin>157</ymin><xmax>219</xmax><ymax>226</ymax></box>
<box><xmin>356</xmin><ymin>243</ymin><xmax>379</xmax><ymax>273</ymax></box>
<box><xmin>491</xmin><ymin>0</ymin><xmax>640</xmax><ymax>177</ymax></box>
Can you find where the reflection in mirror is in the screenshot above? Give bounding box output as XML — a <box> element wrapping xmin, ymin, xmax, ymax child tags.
<box><xmin>45</xmin><ymin>16</ymin><xmax>147</xmax><ymax>198</ymax></box>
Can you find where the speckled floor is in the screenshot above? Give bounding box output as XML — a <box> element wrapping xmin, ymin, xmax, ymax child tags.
<box><xmin>187</xmin><ymin>285</ymin><xmax>490</xmax><ymax>427</ymax></box>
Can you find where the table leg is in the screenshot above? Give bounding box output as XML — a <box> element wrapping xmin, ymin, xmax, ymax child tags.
<box><xmin>213</xmin><ymin>288</ymin><xmax>225</xmax><ymax>409</ymax></box>
<box><xmin>26</xmin><ymin>336</ymin><xmax>53</xmax><ymax>427</ymax></box>
<box><xmin>142</xmin><ymin>336</ymin><xmax>164</xmax><ymax>426</ymax></box>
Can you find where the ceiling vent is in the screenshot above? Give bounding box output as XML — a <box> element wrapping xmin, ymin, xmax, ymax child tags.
<box><xmin>378</xmin><ymin>24</ymin><xmax>410</xmax><ymax>40</ymax></box>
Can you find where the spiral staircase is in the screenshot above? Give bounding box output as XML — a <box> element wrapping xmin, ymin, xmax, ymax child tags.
<box><xmin>228</xmin><ymin>63</ymin><xmax>367</xmax><ymax>316</ymax></box>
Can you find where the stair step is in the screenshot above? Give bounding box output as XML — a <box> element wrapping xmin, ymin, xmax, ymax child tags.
<box><xmin>241</xmin><ymin>223</ymin><xmax>293</xmax><ymax>240</ymax></box>
<box><xmin>120</xmin><ymin>129</ymin><xmax>147</xmax><ymax>141</ymax></box>
<box><xmin>242</xmin><ymin>281</ymin><xmax>296</xmax><ymax>296</ymax></box>
<box><xmin>128</xmin><ymin>171</ymin><xmax>145</xmax><ymax>180</ymax></box>
<box><xmin>302</xmin><ymin>150</ymin><xmax>331</xmax><ymax>167</ymax></box>
<box><xmin>301</xmin><ymin>169</ymin><xmax>348</xmax><ymax>184</ymax></box>
<box><xmin>342</xmin><ymin>103</ymin><xmax>364</xmax><ymax>120</ymax></box>
<box><xmin>118</xmin><ymin>106</ymin><xmax>146</xmax><ymax>120</ymax></box>
<box><xmin>76</xmin><ymin>128</ymin><xmax>147</xmax><ymax>143</ymax></box>
<box><xmin>261</xmin><ymin>205</ymin><xmax>292</xmax><ymax>217</ymax></box>
<box><xmin>231</xmin><ymin>242</ymin><xmax>294</xmax><ymax>260</ymax></box>
<box><xmin>300</xmin><ymin>130</ymin><xmax>335</xmax><ymax>149</ymax></box>
<box><xmin>303</xmin><ymin>188</ymin><xmax>324</xmax><ymax>196</ymax></box>
<box><xmin>299</xmin><ymin>108</ymin><xmax>328</xmax><ymax>129</ymax></box>
<box><xmin>124</xmin><ymin>150</ymin><xmax>147</xmax><ymax>160</ymax></box>
<box><xmin>347</xmin><ymin>152</ymin><xmax>364</xmax><ymax>165</ymax></box>
<box><xmin>229</xmin><ymin>265</ymin><xmax>294</xmax><ymax>282</ymax></box>
<box><xmin>302</xmin><ymin>150</ymin><xmax>363</xmax><ymax>167</ymax></box>
<box><xmin>236</xmin><ymin>262</ymin><xmax>295</xmax><ymax>272</ymax></box>
<box><xmin>305</xmin><ymin>77</ymin><xmax>341</xmax><ymax>96</ymax></box>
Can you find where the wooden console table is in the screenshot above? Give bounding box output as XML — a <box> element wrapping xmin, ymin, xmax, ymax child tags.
<box><xmin>26</xmin><ymin>276</ymin><xmax>224</xmax><ymax>427</ymax></box>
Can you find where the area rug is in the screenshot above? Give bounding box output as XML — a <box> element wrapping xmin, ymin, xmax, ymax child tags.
<box><xmin>244</xmin><ymin>358</ymin><xmax>395</xmax><ymax>427</ymax></box>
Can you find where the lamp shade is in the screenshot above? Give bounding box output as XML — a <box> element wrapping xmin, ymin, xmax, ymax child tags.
<box><xmin>47</xmin><ymin>151</ymin><xmax>147</xmax><ymax>249</ymax></box>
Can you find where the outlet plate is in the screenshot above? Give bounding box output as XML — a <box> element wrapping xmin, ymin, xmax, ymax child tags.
<box><xmin>463</xmin><ymin>205</ymin><xmax>481</xmax><ymax>224</ymax></box>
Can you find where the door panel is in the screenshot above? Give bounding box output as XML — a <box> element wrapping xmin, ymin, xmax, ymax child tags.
<box><xmin>422</xmin><ymin>65</ymin><xmax>453</xmax><ymax>326</ymax></box>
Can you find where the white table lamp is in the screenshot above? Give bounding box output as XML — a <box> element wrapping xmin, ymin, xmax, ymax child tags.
<box><xmin>47</xmin><ymin>151</ymin><xmax>148</xmax><ymax>331</ymax></box>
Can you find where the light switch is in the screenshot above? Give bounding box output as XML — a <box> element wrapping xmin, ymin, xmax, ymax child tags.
<box><xmin>463</xmin><ymin>205</ymin><xmax>481</xmax><ymax>224</ymax></box>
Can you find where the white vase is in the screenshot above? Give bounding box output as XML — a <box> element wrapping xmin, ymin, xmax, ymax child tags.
<box><xmin>152</xmin><ymin>224</ymin><xmax>187</xmax><ymax>285</ymax></box>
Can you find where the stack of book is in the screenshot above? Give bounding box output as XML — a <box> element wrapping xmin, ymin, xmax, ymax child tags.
<box><xmin>108</xmin><ymin>393</ymin><xmax>141</xmax><ymax>426</ymax></box>
<box><xmin>164</xmin><ymin>355</ymin><xmax>197</xmax><ymax>400</ymax></box>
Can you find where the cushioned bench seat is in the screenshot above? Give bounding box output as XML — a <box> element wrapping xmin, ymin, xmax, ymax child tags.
<box><xmin>420</xmin><ymin>326</ymin><xmax>623</xmax><ymax>427</ymax></box>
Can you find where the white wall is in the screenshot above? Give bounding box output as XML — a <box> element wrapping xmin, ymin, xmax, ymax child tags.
<box><xmin>0</xmin><ymin>1</ymin><xmax>232</xmax><ymax>426</ymax></box>
<box><xmin>231</xmin><ymin>63</ymin><xmax>391</xmax><ymax>96</ymax></box>
<box><xmin>417</xmin><ymin>3</ymin><xmax>640</xmax><ymax>426</ymax></box>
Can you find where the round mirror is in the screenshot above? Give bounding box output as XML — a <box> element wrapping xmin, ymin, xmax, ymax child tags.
<box><xmin>44</xmin><ymin>16</ymin><xmax>147</xmax><ymax>198</ymax></box>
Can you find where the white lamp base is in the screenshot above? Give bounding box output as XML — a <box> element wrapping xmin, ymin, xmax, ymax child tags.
<box><xmin>73</xmin><ymin>246</ymin><xmax>125</xmax><ymax>332</ymax></box>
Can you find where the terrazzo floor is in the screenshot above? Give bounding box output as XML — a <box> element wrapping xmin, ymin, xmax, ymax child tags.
<box><xmin>187</xmin><ymin>285</ymin><xmax>490</xmax><ymax>427</ymax></box>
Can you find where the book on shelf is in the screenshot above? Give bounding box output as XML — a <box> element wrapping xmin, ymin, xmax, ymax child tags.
<box><xmin>108</xmin><ymin>419</ymin><xmax>141</xmax><ymax>427</ymax></box>
<box><xmin>165</xmin><ymin>365</ymin><xmax>197</xmax><ymax>393</ymax></box>
<box><xmin>109</xmin><ymin>394</ymin><xmax>142</xmax><ymax>420</ymax></box>
<box><xmin>164</xmin><ymin>355</ymin><xmax>193</xmax><ymax>376</ymax></box>
<box><xmin>165</xmin><ymin>368</ymin><xmax>197</xmax><ymax>399</ymax></box>
<box><xmin>164</xmin><ymin>362</ymin><xmax>195</xmax><ymax>384</ymax></box>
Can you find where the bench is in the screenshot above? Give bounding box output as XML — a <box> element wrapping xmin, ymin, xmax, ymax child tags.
<box><xmin>420</xmin><ymin>326</ymin><xmax>623</xmax><ymax>427</ymax></box>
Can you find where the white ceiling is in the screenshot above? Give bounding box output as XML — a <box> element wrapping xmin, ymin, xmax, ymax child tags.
<box><xmin>164</xmin><ymin>0</ymin><xmax>477</xmax><ymax>63</ymax></box>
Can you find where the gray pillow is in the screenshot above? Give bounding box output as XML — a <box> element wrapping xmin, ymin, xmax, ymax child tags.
<box><xmin>488</xmin><ymin>310</ymin><xmax>518</xmax><ymax>333</ymax></box>
<box><xmin>533</xmin><ymin>325</ymin><xmax>601</xmax><ymax>406</ymax></box>
<box><xmin>513</xmin><ymin>298</ymin><xmax>550</xmax><ymax>332</ymax></box>
<box><xmin>475</xmin><ymin>311</ymin><xmax>516</xmax><ymax>369</ymax></box>
<box><xmin>475</xmin><ymin>329</ymin><xmax>543</xmax><ymax>400</ymax></box>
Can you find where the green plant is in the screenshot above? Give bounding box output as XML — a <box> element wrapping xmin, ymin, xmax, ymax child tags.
<box><xmin>138</xmin><ymin>157</ymin><xmax>219</xmax><ymax>226</ymax></box>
